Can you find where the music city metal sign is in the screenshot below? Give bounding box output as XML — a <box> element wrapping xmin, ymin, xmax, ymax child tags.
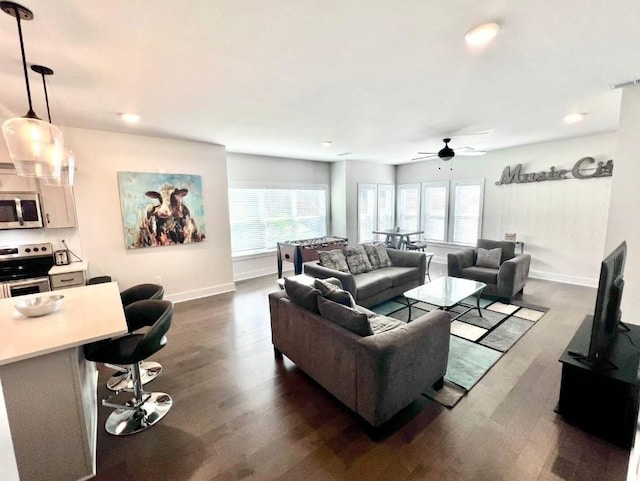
<box><xmin>495</xmin><ymin>157</ymin><xmax>614</xmax><ymax>185</ymax></box>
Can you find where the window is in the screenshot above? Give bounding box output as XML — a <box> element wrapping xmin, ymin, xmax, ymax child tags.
<box><xmin>357</xmin><ymin>184</ymin><xmax>395</xmax><ymax>243</ymax></box>
<box><xmin>377</xmin><ymin>184</ymin><xmax>395</xmax><ymax>233</ymax></box>
<box><xmin>417</xmin><ymin>179</ymin><xmax>484</xmax><ymax>246</ymax></box>
<box><xmin>228</xmin><ymin>187</ymin><xmax>327</xmax><ymax>256</ymax></box>
<box><xmin>422</xmin><ymin>182</ymin><xmax>448</xmax><ymax>242</ymax></box>
<box><xmin>397</xmin><ymin>183</ymin><xmax>420</xmax><ymax>230</ymax></box>
<box><xmin>450</xmin><ymin>180</ymin><xmax>484</xmax><ymax>245</ymax></box>
<box><xmin>357</xmin><ymin>184</ymin><xmax>377</xmax><ymax>243</ymax></box>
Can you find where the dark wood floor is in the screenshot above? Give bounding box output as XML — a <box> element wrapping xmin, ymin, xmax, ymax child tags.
<box><xmin>93</xmin><ymin>265</ymin><xmax>630</xmax><ymax>481</ymax></box>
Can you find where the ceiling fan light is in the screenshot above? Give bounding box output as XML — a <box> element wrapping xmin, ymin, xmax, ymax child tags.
<box><xmin>2</xmin><ymin>116</ymin><xmax>63</xmax><ymax>178</ymax></box>
<box><xmin>465</xmin><ymin>22</ymin><xmax>500</xmax><ymax>46</ymax></box>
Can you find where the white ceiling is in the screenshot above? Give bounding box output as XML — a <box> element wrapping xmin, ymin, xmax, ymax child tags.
<box><xmin>0</xmin><ymin>0</ymin><xmax>639</xmax><ymax>165</ymax></box>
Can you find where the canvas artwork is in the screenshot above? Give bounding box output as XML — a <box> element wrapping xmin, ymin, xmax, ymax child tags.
<box><xmin>117</xmin><ymin>171</ymin><xmax>206</xmax><ymax>249</ymax></box>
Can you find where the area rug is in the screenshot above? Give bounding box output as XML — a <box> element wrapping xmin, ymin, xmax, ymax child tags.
<box><xmin>371</xmin><ymin>296</ymin><xmax>548</xmax><ymax>407</ymax></box>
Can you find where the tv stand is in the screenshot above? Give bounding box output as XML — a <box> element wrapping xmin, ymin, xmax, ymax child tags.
<box><xmin>557</xmin><ymin>315</ymin><xmax>640</xmax><ymax>448</ymax></box>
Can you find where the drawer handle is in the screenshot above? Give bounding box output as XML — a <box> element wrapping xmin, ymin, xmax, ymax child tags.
<box><xmin>59</xmin><ymin>278</ymin><xmax>75</xmax><ymax>283</ymax></box>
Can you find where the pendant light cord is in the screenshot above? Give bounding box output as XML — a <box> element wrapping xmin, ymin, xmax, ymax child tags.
<box><xmin>12</xmin><ymin>5</ymin><xmax>36</xmax><ymax>118</ymax></box>
<box><xmin>39</xmin><ymin>71</ymin><xmax>52</xmax><ymax>122</ymax></box>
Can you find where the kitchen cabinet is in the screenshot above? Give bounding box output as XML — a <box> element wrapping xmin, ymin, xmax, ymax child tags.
<box><xmin>0</xmin><ymin>173</ymin><xmax>38</xmax><ymax>192</ymax></box>
<box><xmin>38</xmin><ymin>181</ymin><xmax>78</xmax><ymax>228</ymax></box>
<box><xmin>50</xmin><ymin>262</ymin><xmax>87</xmax><ymax>289</ymax></box>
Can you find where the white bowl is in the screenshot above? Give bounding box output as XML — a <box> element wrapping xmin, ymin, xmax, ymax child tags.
<box><xmin>15</xmin><ymin>295</ymin><xmax>64</xmax><ymax>317</ymax></box>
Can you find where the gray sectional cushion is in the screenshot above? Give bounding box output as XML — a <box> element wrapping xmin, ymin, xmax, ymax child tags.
<box><xmin>373</xmin><ymin>266</ymin><xmax>420</xmax><ymax>287</ymax></box>
<box><xmin>375</xmin><ymin>245</ymin><xmax>393</xmax><ymax>267</ymax></box>
<box><xmin>317</xmin><ymin>249</ymin><xmax>349</xmax><ymax>272</ymax></box>
<box><xmin>317</xmin><ymin>297</ymin><xmax>374</xmax><ymax>337</ymax></box>
<box><xmin>354</xmin><ymin>271</ymin><xmax>394</xmax><ymax>299</ymax></box>
<box><xmin>370</xmin><ymin>315</ymin><xmax>405</xmax><ymax>334</ymax></box>
<box><xmin>314</xmin><ymin>278</ymin><xmax>355</xmax><ymax>307</ymax></box>
<box><xmin>362</xmin><ymin>243</ymin><xmax>381</xmax><ymax>269</ymax></box>
<box><xmin>476</xmin><ymin>247</ymin><xmax>502</xmax><ymax>268</ymax></box>
<box><xmin>344</xmin><ymin>245</ymin><xmax>373</xmax><ymax>274</ymax></box>
<box><xmin>460</xmin><ymin>266</ymin><xmax>499</xmax><ymax>285</ymax></box>
<box><xmin>284</xmin><ymin>278</ymin><xmax>322</xmax><ymax>313</ymax></box>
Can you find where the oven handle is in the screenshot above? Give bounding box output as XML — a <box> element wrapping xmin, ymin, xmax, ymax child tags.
<box><xmin>15</xmin><ymin>198</ymin><xmax>24</xmax><ymax>226</ymax></box>
<box><xmin>8</xmin><ymin>277</ymin><xmax>50</xmax><ymax>287</ymax></box>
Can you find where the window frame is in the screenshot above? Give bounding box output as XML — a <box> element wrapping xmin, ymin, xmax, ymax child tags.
<box><xmin>448</xmin><ymin>179</ymin><xmax>485</xmax><ymax>246</ymax></box>
<box><xmin>396</xmin><ymin>183</ymin><xmax>421</xmax><ymax>231</ymax></box>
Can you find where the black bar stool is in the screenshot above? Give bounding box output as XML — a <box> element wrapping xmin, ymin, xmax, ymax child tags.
<box><xmin>85</xmin><ymin>299</ymin><xmax>173</xmax><ymax>435</ymax></box>
<box><xmin>107</xmin><ymin>284</ymin><xmax>166</xmax><ymax>391</ymax></box>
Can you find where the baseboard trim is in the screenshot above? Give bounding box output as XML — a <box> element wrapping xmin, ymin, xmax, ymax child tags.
<box><xmin>233</xmin><ymin>266</ymin><xmax>294</xmax><ymax>282</ymax></box>
<box><xmin>529</xmin><ymin>270</ymin><xmax>597</xmax><ymax>288</ymax></box>
<box><xmin>168</xmin><ymin>282</ymin><xmax>236</xmax><ymax>303</ymax></box>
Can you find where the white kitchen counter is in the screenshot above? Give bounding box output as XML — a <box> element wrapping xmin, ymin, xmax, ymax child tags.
<box><xmin>48</xmin><ymin>261</ymin><xmax>88</xmax><ymax>276</ymax></box>
<box><xmin>0</xmin><ymin>281</ymin><xmax>126</xmax><ymax>366</ymax></box>
<box><xmin>0</xmin><ymin>282</ymin><xmax>127</xmax><ymax>481</ymax></box>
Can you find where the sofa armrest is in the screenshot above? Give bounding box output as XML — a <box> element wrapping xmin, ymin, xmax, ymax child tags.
<box><xmin>447</xmin><ymin>248</ymin><xmax>475</xmax><ymax>276</ymax></box>
<box><xmin>355</xmin><ymin>310</ymin><xmax>450</xmax><ymax>426</ymax></box>
<box><xmin>386</xmin><ymin>249</ymin><xmax>427</xmax><ymax>284</ymax></box>
<box><xmin>497</xmin><ymin>254</ymin><xmax>531</xmax><ymax>298</ymax></box>
<box><xmin>303</xmin><ymin>263</ymin><xmax>356</xmax><ymax>297</ymax></box>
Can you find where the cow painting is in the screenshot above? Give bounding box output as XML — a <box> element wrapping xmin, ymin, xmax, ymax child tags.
<box><xmin>118</xmin><ymin>173</ymin><xmax>206</xmax><ymax>249</ymax></box>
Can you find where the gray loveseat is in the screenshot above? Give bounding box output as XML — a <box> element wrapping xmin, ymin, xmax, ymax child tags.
<box><xmin>447</xmin><ymin>239</ymin><xmax>531</xmax><ymax>301</ymax></box>
<box><xmin>304</xmin><ymin>248</ymin><xmax>427</xmax><ymax>307</ymax></box>
<box><xmin>269</xmin><ymin>288</ymin><xmax>450</xmax><ymax>427</ymax></box>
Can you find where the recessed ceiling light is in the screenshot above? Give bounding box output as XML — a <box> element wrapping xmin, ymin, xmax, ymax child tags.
<box><xmin>465</xmin><ymin>22</ymin><xmax>500</xmax><ymax>46</ymax></box>
<box><xmin>320</xmin><ymin>140</ymin><xmax>332</xmax><ymax>147</ymax></box>
<box><xmin>563</xmin><ymin>113</ymin><xmax>586</xmax><ymax>124</ymax></box>
<box><xmin>120</xmin><ymin>113</ymin><xmax>141</xmax><ymax>124</ymax></box>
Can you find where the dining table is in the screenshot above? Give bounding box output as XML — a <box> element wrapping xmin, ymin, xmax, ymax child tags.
<box><xmin>372</xmin><ymin>228</ymin><xmax>424</xmax><ymax>249</ymax></box>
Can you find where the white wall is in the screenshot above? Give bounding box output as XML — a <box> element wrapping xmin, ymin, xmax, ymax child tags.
<box><xmin>606</xmin><ymin>84</ymin><xmax>640</xmax><ymax>321</ymax></box>
<box><xmin>65</xmin><ymin>126</ymin><xmax>234</xmax><ymax>302</ymax></box>
<box><xmin>226</xmin><ymin>152</ymin><xmax>331</xmax><ymax>281</ymax></box>
<box><xmin>397</xmin><ymin>133</ymin><xmax>617</xmax><ymax>286</ymax></box>
<box><xmin>330</xmin><ymin>161</ymin><xmax>347</xmax><ymax>238</ymax></box>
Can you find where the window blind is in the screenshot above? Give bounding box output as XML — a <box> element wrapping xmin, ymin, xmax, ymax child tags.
<box><xmin>377</xmin><ymin>184</ymin><xmax>395</xmax><ymax>232</ymax></box>
<box><xmin>422</xmin><ymin>183</ymin><xmax>448</xmax><ymax>242</ymax></box>
<box><xmin>451</xmin><ymin>183</ymin><xmax>482</xmax><ymax>245</ymax></box>
<box><xmin>397</xmin><ymin>184</ymin><xmax>420</xmax><ymax>230</ymax></box>
<box><xmin>229</xmin><ymin>187</ymin><xmax>326</xmax><ymax>256</ymax></box>
<box><xmin>358</xmin><ymin>184</ymin><xmax>377</xmax><ymax>243</ymax></box>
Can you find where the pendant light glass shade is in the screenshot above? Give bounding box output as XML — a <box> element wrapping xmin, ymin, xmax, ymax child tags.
<box><xmin>2</xmin><ymin>116</ymin><xmax>63</xmax><ymax>177</ymax></box>
<box><xmin>44</xmin><ymin>149</ymin><xmax>74</xmax><ymax>186</ymax></box>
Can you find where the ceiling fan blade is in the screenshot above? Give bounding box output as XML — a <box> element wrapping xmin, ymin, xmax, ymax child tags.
<box><xmin>411</xmin><ymin>155</ymin><xmax>437</xmax><ymax>161</ymax></box>
<box><xmin>417</xmin><ymin>151</ymin><xmax>437</xmax><ymax>155</ymax></box>
<box><xmin>455</xmin><ymin>150</ymin><xmax>487</xmax><ymax>156</ymax></box>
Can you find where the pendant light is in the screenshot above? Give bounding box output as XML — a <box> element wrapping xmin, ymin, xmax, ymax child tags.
<box><xmin>1</xmin><ymin>1</ymin><xmax>63</xmax><ymax>179</ymax></box>
<box><xmin>31</xmin><ymin>65</ymin><xmax>75</xmax><ymax>186</ymax></box>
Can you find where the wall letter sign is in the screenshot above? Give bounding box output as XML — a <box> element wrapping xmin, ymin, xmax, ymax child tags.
<box><xmin>495</xmin><ymin>157</ymin><xmax>613</xmax><ymax>185</ymax></box>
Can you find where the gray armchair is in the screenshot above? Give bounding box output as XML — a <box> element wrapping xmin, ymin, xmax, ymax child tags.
<box><xmin>447</xmin><ymin>239</ymin><xmax>531</xmax><ymax>302</ymax></box>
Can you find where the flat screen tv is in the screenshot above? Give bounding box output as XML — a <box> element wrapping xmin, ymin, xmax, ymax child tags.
<box><xmin>578</xmin><ymin>241</ymin><xmax>627</xmax><ymax>368</ymax></box>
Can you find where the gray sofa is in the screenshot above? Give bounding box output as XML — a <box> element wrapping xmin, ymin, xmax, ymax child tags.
<box><xmin>303</xmin><ymin>248</ymin><xmax>427</xmax><ymax>307</ymax></box>
<box><xmin>447</xmin><ymin>239</ymin><xmax>531</xmax><ymax>301</ymax></box>
<box><xmin>269</xmin><ymin>288</ymin><xmax>450</xmax><ymax>427</ymax></box>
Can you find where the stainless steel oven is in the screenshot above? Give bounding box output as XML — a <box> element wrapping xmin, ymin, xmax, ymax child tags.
<box><xmin>7</xmin><ymin>277</ymin><xmax>50</xmax><ymax>296</ymax></box>
<box><xmin>0</xmin><ymin>243</ymin><xmax>53</xmax><ymax>297</ymax></box>
<box><xmin>0</xmin><ymin>192</ymin><xmax>44</xmax><ymax>229</ymax></box>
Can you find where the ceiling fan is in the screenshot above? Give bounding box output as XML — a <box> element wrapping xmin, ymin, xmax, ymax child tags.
<box><xmin>412</xmin><ymin>138</ymin><xmax>486</xmax><ymax>169</ymax></box>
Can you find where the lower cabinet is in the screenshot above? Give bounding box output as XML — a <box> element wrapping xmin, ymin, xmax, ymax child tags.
<box><xmin>49</xmin><ymin>263</ymin><xmax>88</xmax><ymax>290</ymax></box>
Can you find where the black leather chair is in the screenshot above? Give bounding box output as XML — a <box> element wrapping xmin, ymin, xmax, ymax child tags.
<box><xmin>85</xmin><ymin>299</ymin><xmax>173</xmax><ymax>435</ymax></box>
<box><xmin>107</xmin><ymin>284</ymin><xmax>165</xmax><ymax>391</ymax></box>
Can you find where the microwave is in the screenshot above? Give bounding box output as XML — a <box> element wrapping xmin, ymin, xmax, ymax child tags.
<box><xmin>0</xmin><ymin>192</ymin><xmax>44</xmax><ymax>229</ymax></box>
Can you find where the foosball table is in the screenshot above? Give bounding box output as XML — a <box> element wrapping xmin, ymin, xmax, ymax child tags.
<box><xmin>277</xmin><ymin>236</ymin><xmax>348</xmax><ymax>278</ymax></box>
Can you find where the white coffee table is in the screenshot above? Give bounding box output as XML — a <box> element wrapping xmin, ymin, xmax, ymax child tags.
<box><xmin>403</xmin><ymin>276</ymin><xmax>487</xmax><ymax>322</ymax></box>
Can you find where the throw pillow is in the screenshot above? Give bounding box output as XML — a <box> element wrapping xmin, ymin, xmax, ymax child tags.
<box><xmin>344</xmin><ymin>245</ymin><xmax>373</xmax><ymax>274</ymax></box>
<box><xmin>314</xmin><ymin>278</ymin><xmax>356</xmax><ymax>307</ymax></box>
<box><xmin>317</xmin><ymin>249</ymin><xmax>349</xmax><ymax>272</ymax></box>
<box><xmin>362</xmin><ymin>243</ymin><xmax>381</xmax><ymax>269</ymax></box>
<box><xmin>475</xmin><ymin>247</ymin><xmax>502</xmax><ymax>269</ymax></box>
<box><xmin>317</xmin><ymin>297</ymin><xmax>373</xmax><ymax>337</ymax></box>
<box><xmin>375</xmin><ymin>244</ymin><xmax>393</xmax><ymax>267</ymax></box>
<box><xmin>284</xmin><ymin>278</ymin><xmax>322</xmax><ymax>314</ymax></box>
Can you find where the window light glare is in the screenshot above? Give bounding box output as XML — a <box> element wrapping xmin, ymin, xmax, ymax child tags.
<box><xmin>465</xmin><ymin>22</ymin><xmax>500</xmax><ymax>46</ymax></box>
<box><xmin>120</xmin><ymin>113</ymin><xmax>141</xmax><ymax>124</ymax></box>
<box><xmin>563</xmin><ymin>113</ymin><xmax>586</xmax><ymax>124</ymax></box>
